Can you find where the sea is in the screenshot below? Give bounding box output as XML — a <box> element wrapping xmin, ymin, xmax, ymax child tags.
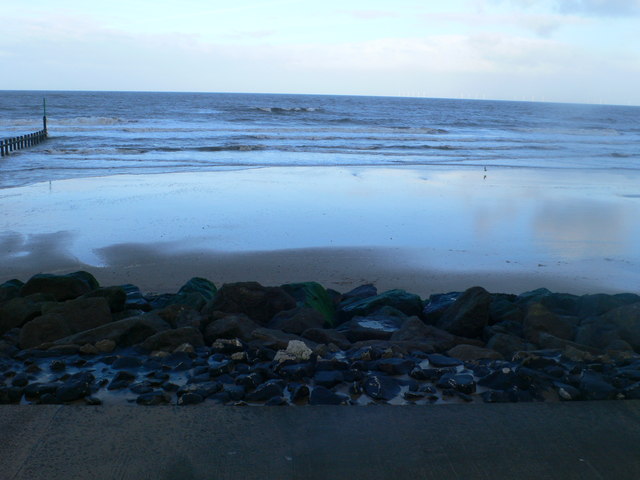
<box><xmin>0</xmin><ymin>90</ymin><xmax>639</xmax><ymax>189</ymax></box>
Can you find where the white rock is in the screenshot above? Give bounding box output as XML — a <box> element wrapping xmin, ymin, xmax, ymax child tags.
<box><xmin>274</xmin><ymin>340</ymin><xmax>313</xmax><ymax>363</ymax></box>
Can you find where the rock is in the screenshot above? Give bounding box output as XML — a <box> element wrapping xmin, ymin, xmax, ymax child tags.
<box><xmin>426</xmin><ymin>353</ymin><xmax>462</xmax><ymax>368</ymax></box>
<box><xmin>281</xmin><ymin>282</ymin><xmax>336</xmax><ymax>326</ymax></box>
<box><xmin>301</xmin><ymin>328</ymin><xmax>351</xmax><ymax>350</ymax></box>
<box><xmin>577</xmin><ymin>293</ymin><xmax>640</xmax><ymax>319</ymax></box>
<box><xmin>517</xmin><ymin>289</ymin><xmax>579</xmax><ymax>316</ymax></box>
<box><xmin>136</xmin><ymin>391</ymin><xmax>171</xmax><ymax>405</ymax></box>
<box><xmin>141</xmin><ymin>326</ymin><xmax>204</xmax><ymax>352</ymax></box>
<box><xmin>120</xmin><ymin>284</ymin><xmax>151</xmax><ymax>311</ymax></box>
<box><xmin>363</xmin><ymin>375</ymin><xmax>401</xmax><ymax>401</ymax></box>
<box><xmin>204</xmin><ymin>313</ymin><xmax>259</xmax><ymax>343</ymax></box>
<box><xmin>210</xmin><ymin>338</ymin><xmax>244</xmax><ymax>354</ymax></box>
<box><xmin>273</xmin><ymin>340</ymin><xmax>314</xmax><ymax>363</ymax></box>
<box><xmin>309</xmin><ymin>386</ymin><xmax>350</xmax><ymax>405</ymax></box>
<box><xmin>337</xmin><ymin>307</ymin><xmax>407</xmax><ymax>342</ymax></box>
<box><xmin>250</xmin><ymin>328</ymin><xmax>313</xmax><ymax>351</ymax></box>
<box><xmin>489</xmin><ymin>296</ymin><xmax>523</xmax><ymax>325</ymax></box>
<box><xmin>477</xmin><ymin>367</ymin><xmax>518</xmax><ymax>391</ymax></box>
<box><xmin>245</xmin><ymin>380</ymin><xmax>284</xmax><ymax>402</ymax></box>
<box><xmin>112</xmin><ymin>356</ymin><xmax>143</xmax><ymax>369</ymax></box>
<box><xmin>268</xmin><ymin>307</ymin><xmax>325</xmax><ymax>335</ymax></box>
<box><xmin>372</xmin><ymin>357</ymin><xmax>415</xmax><ymax>376</ymax></box>
<box><xmin>486</xmin><ymin>333</ymin><xmax>530</xmax><ymax>358</ymax></box>
<box><xmin>422</xmin><ymin>292</ymin><xmax>461</xmax><ymax>323</ymax></box>
<box><xmin>0</xmin><ymin>293</ymin><xmax>55</xmax><ymax>335</ymax></box>
<box><xmin>21</xmin><ymin>271</ymin><xmax>99</xmax><ymax>301</ymax></box>
<box><xmin>83</xmin><ymin>286</ymin><xmax>127</xmax><ymax>313</ymax></box>
<box><xmin>0</xmin><ymin>279</ymin><xmax>23</xmax><ymax>302</ymax></box>
<box><xmin>204</xmin><ymin>282</ymin><xmax>296</xmax><ymax>325</ymax></box>
<box><xmin>19</xmin><ymin>297</ymin><xmax>112</xmax><ymax>349</ymax></box>
<box><xmin>341</xmin><ymin>284</ymin><xmax>377</xmax><ymax>303</ymax></box>
<box><xmin>579</xmin><ymin>371</ymin><xmax>617</xmax><ymax>400</ymax></box>
<box><xmin>50</xmin><ymin>311</ymin><xmax>171</xmax><ymax>348</ymax></box>
<box><xmin>437</xmin><ymin>286</ymin><xmax>491</xmax><ymax>338</ymax></box>
<box><xmin>554</xmin><ymin>382</ymin><xmax>581</xmax><ymax>401</ymax></box>
<box><xmin>389</xmin><ymin>316</ymin><xmax>431</xmax><ymax>341</ymax></box>
<box><xmin>313</xmin><ymin>370</ymin><xmax>344</xmax><ymax>388</ymax></box>
<box><xmin>178</xmin><ymin>392</ymin><xmax>204</xmax><ymax>405</ymax></box>
<box><xmin>339</xmin><ymin>289</ymin><xmax>423</xmax><ymax>321</ymax></box>
<box><xmin>574</xmin><ymin>318</ymin><xmax>622</xmax><ymax>350</ymax></box>
<box><xmin>600</xmin><ymin>303</ymin><xmax>640</xmax><ymax>351</ymax></box>
<box><xmin>56</xmin><ymin>373</ymin><xmax>94</xmax><ymax>402</ymax></box>
<box><xmin>95</xmin><ymin>339</ymin><xmax>116</xmax><ymax>353</ymax></box>
<box><xmin>522</xmin><ymin>303</ymin><xmax>577</xmax><ymax>343</ymax></box>
<box><xmin>79</xmin><ymin>343</ymin><xmax>98</xmax><ymax>355</ymax></box>
<box><xmin>436</xmin><ymin>373</ymin><xmax>476</xmax><ymax>394</ymax></box>
<box><xmin>446</xmin><ymin>344</ymin><xmax>503</xmax><ymax>361</ymax></box>
<box><xmin>152</xmin><ymin>277</ymin><xmax>217</xmax><ymax>310</ymax></box>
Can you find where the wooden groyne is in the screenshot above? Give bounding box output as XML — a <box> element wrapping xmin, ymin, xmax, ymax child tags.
<box><xmin>0</xmin><ymin>99</ymin><xmax>48</xmax><ymax>157</ymax></box>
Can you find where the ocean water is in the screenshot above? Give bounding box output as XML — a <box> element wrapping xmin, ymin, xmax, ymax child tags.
<box><xmin>0</xmin><ymin>90</ymin><xmax>639</xmax><ymax>188</ymax></box>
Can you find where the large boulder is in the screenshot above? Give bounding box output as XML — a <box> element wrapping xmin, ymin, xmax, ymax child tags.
<box><xmin>50</xmin><ymin>311</ymin><xmax>171</xmax><ymax>348</ymax></box>
<box><xmin>250</xmin><ymin>327</ymin><xmax>314</xmax><ymax>351</ymax></box>
<box><xmin>20</xmin><ymin>271</ymin><xmax>99</xmax><ymax>301</ymax></box>
<box><xmin>437</xmin><ymin>286</ymin><xmax>492</xmax><ymax>338</ymax></box>
<box><xmin>151</xmin><ymin>277</ymin><xmax>217</xmax><ymax>310</ymax></box>
<box><xmin>0</xmin><ymin>279</ymin><xmax>23</xmax><ymax>303</ymax></box>
<box><xmin>339</xmin><ymin>289</ymin><xmax>423</xmax><ymax>321</ymax></box>
<box><xmin>268</xmin><ymin>307</ymin><xmax>325</xmax><ymax>335</ymax></box>
<box><xmin>19</xmin><ymin>297</ymin><xmax>112</xmax><ymax>349</ymax></box>
<box><xmin>281</xmin><ymin>282</ymin><xmax>336</xmax><ymax>327</ymax></box>
<box><xmin>83</xmin><ymin>286</ymin><xmax>127</xmax><ymax>313</ymax></box>
<box><xmin>600</xmin><ymin>303</ymin><xmax>640</xmax><ymax>351</ymax></box>
<box><xmin>301</xmin><ymin>328</ymin><xmax>351</xmax><ymax>350</ymax></box>
<box><xmin>204</xmin><ymin>282</ymin><xmax>296</xmax><ymax>325</ymax></box>
<box><xmin>575</xmin><ymin>317</ymin><xmax>623</xmax><ymax>350</ymax></box>
<box><xmin>204</xmin><ymin>313</ymin><xmax>259</xmax><ymax>343</ymax></box>
<box><xmin>522</xmin><ymin>303</ymin><xmax>577</xmax><ymax>344</ymax></box>
<box><xmin>486</xmin><ymin>333</ymin><xmax>530</xmax><ymax>358</ymax></box>
<box><xmin>337</xmin><ymin>307</ymin><xmax>406</xmax><ymax>342</ymax></box>
<box><xmin>576</xmin><ymin>293</ymin><xmax>640</xmax><ymax>319</ymax></box>
<box><xmin>0</xmin><ymin>293</ymin><xmax>55</xmax><ymax>335</ymax></box>
<box><xmin>140</xmin><ymin>326</ymin><xmax>204</xmax><ymax>352</ymax></box>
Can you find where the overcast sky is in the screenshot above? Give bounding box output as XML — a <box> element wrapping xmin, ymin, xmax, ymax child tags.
<box><xmin>1</xmin><ymin>0</ymin><xmax>639</xmax><ymax>104</ymax></box>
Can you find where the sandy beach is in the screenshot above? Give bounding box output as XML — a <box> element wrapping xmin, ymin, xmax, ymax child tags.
<box><xmin>1</xmin><ymin>166</ymin><xmax>639</xmax><ymax>296</ymax></box>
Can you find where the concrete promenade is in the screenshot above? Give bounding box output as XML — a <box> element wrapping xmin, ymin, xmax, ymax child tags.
<box><xmin>2</xmin><ymin>401</ymin><xmax>640</xmax><ymax>480</ymax></box>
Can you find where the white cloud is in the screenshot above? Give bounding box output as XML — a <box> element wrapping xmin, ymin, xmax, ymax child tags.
<box><xmin>554</xmin><ymin>0</ymin><xmax>640</xmax><ymax>16</ymax></box>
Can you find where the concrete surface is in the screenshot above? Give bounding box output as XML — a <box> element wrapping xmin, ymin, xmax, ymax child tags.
<box><xmin>2</xmin><ymin>401</ymin><xmax>640</xmax><ymax>480</ymax></box>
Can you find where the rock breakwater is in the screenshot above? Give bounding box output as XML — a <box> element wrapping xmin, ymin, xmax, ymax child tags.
<box><xmin>1</xmin><ymin>272</ymin><xmax>639</xmax><ymax>406</ymax></box>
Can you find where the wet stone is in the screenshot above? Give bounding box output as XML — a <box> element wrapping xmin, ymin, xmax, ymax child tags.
<box><xmin>555</xmin><ymin>382</ymin><xmax>581</xmax><ymax>400</ymax></box>
<box><xmin>11</xmin><ymin>373</ymin><xmax>29</xmax><ymax>387</ymax></box>
<box><xmin>313</xmin><ymin>370</ymin><xmax>344</xmax><ymax>388</ymax></box>
<box><xmin>363</xmin><ymin>375</ymin><xmax>401</xmax><ymax>401</ymax></box>
<box><xmin>112</xmin><ymin>356</ymin><xmax>143</xmax><ymax>370</ymax></box>
<box><xmin>136</xmin><ymin>391</ymin><xmax>171</xmax><ymax>405</ymax></box>
<box><xmin>129</xmin><ymin>381</ymin><xmax>154</xmax><ymax>395</ymax></box>
<box><xmin>290</xmin><ymin>384</ymin><xmax>310</xmax><ymax>403</ymax></box>
<box><xmin>178</xmin><ymin>392</ymin><xmax>204</xmax><ymax>405</ymax></box>
<box><xmin>245</xmin><ymin>380</ymin><xmax>284</xmax><ymax>402</ymax></box>
<box><xmin>50</xmin><ymin>360</ymin><xmax>66</xmax><ymax>372</ymax></box>
<box><xmin>374</xmin><ymin>357</ymin><xmax>415</xmax><ymax>376</ymax></box>
<box><xmin>309</xmin><ymin>386</ymin><xmax>350</xmax><ymax>405</ymax></box>
<box><xmin>108</xmin><ymin>371</ymin><xmax>136</xmax><ymax>390</ymax></box>
<box><xmin>426</xmin><ymin>354</ymin><xmax>462</xmax><ymax>368</ymax></box>
<box><xmin>265</xmin><ymin>396</ymin><xmax>288</xmax><ymax>406</ymax></box>
<box><xmin>436</xmin><ymin>373</ymin><xmax>476</xmax><ymax>394</ymax></box>
<box><xmin>208</xmin><ymin>359</ymin><xmax>233</xmax><ymax>376</ymax></box>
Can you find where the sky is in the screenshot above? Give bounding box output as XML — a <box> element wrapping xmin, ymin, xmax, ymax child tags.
<box><xmin>1</xmin><ymin>0</ymin><xmax>639</xmax><ymax>104</ymax></box>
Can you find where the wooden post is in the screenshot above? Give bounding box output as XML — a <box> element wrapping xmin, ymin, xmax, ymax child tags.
<box><xmin>43</xmin><ymin>98</ymin><xmax>48</xmax><ymax>136</ymax></box>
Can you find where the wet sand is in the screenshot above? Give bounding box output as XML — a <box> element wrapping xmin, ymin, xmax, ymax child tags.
<box><xmin>1</xmin><ymin>166</ymin><xmax>639</xmax><ymax>295</ymax></box>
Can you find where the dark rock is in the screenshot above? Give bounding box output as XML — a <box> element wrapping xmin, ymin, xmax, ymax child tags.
<box><xmin>374</xmin><ymin>357</ymin><xmax>415</xmax><ymax>375</ymax></box>
<box><xmin>120</xmin><ymin>284</ymin><xmax>152</xmax><ymax>311</ymax></box>
<box><xmin>204</xmin><ymin>314</ymin><xmax>259</xmax><ymax>343</ymax></box>
<box><xmin>436</xmin><ymin>373</ymin><xmax>476</xmax><ymax>394</ymax></box>
<box><xmin>269</xmin><ymin>307</ymin><xmax>325</xmax><ymax>335</ymax></box>
<box><xmin>477</xmin><ymin>367</ymin><xmax>518</xmax><ymax>391</ymax></box>
<box><xmin>577</xmin><ymin>293</ymin><xmax>640</xmax><ymax>319</ymax></box>
<box><xmin>50</xmin><ymin>311</ymin><xmax>171</xmax><ymax>348</ymax></box>
<box><xmin>204</xmin><ymin>282</ymin><xmax>296</xmax><ymax>325</ymax></box>
<box><xmin>250</xmin><ymin>328</ymin><xmax>312</xmax><ymax>351</ymax></box>
<box><xmin>208</xmin><ymin>359</ymin><xmax>233</xmax><ymax>376</ymax></box>
<box><xmin>301</xmin><ymin>328</ymin><xmax>351</xmax><ymax>350</ymax></box>
<box><xmin>129</xmin><ymin>381</ymin><xmax>153</xmax><ymax>395</ymax></box>
<box><xmin>579</xmin><ymin>372</ymin><xmax>617</xmax><ymax>400</ymax></box>
<box><xmin>600</xmin><ymin>303</ymin><xmax>640</xmax><ymax>351</ymax></box>
<box><xmin>339</xmin><ymin>289</ymin><xmax>423</xmax><ymax>321</ymax></box>
<box><xmin>290</xmin><ymin>384</ymin><xmax>310</xmax><ymax>403</ymax></box>
<box><xmin>281</xmin><ymin>282</ymin><xmax>336</xmax><ymax>327</ymax></box>
<box><xmin>315</xmin><ymin>357</ymin><xmax>350</xmax><ymax>371</ymax></box>
<box><xmin>264</xmin><ymin>396</ymin><xmax>287</xmax><ymax>406</ymax></box>
<box><xmin>517</xmin><ymin>289</ymin><xmax>579</xmax><ymax>316</ymax></box>
<box><xmin>554</xmin><ymin>382</ymin><xmax>581</xmax><ymax>401</ymax></box>
<box><xmin>223</xmin><ymin>384</ymin><xmax>245</xmax><ymax>401</ymax></box>
<box><xmin>50</xmin><ymin>360</ymin><xmax>66</xmax><ymax>372</ymax></box>
<box><xmin>11</xmin><ymin>373</ymin><xmax>29</xmax><ymax>387</ymax></box>
<box><xmin>426</xmin><ymin>353</ymin><xmax>462</xmax><ymax>368</ymax></box>
<box><xmin>522</xmin><ymin>303</ymin><xmax>577</xmax><ymax>343</ymax></box>
<box><xmin>245</xmin><ymin>380</ymin><xmax>284</xmax><ymax>402</ymax></box>
<box><xmin>337</xmin><ymin>307</ymin><xmax>406</xmax><ymax>342</ymax></box>
<box><xmin>112</xmin><ymin>356</ymin><xmax>143</xmax><ymax>369</ymax></box>
<box><xmin>156</xmin><ymin>277</ymin><xmax>217</xmax><ymax>311</ymax></box>
<box><xmin>363</xmin><ymin>375</ymin><xmax>400</xmax><ymax>401</ymax></box>
<box><xmin>341</xmin><ymin>284</ymin><xmax>377</xmax><ymax>303</ymax></box>
<box><xmin>56</xmin><ymin>373</ymin><xmax>93</xmax><ymax>402</ymax></box>
<box><xmin>210</xmin><ymin>338</ymin><xmax>244</xmax><ymax>354</ymax></box>
<box><xmin>19</xmin><ymin>297</ymin><xmax>112</xmax><ymax>349</ymax></box>
<box><xmin>437</xmin><ymin>286</ymin><xmax>491</xmax><ymax>338</ymax></box>
<box><xmin>20</xmin><ymin>271</ymin><xmax>99</xmax><ymax>301</ymax></box>
<box><xmin>83</xmin><ymin>286</ymin><xmax>127</xmax><ymax>313</ymax></box>
<box><xmin>178</xmin><ymin>392</ymin><xmax>204</xmax><ymax>405</ymax></box>
<box><xmin>0</xmin><ymin>293</ymin><xmax>55</xmax><ymax>335</ymax></box>
<box><xmin>486</xmin><ymin>333</ymin><xmax>529</xmax><ymax>359</ymax></box>
<box><xmin>489</xmin><ymin>296</ymin><xmax>523</xmax><ymax>325</ymax></box>
<box><xmin>236</xmin><ymin>372</ymin><xmax>263</xmax><ymax>389</ymax></box>
<box><xmin>0</xmin><ymin>279</ymin><xmax>23</xmax><ymax>302</ymax></box>
<box><xmin>446</xmin><ymin>344</ymin><xmax>503</xmax><ymax>361</ymax></box>
<box><xmin>313</xmin><ymin>370</ymin><xmax>344</xmax><ymax>388</ymax></box>
<box><xmin>24</xmin><ymin>382</ymin><xmax>59</xmax><ymax>399</ymax></box>
<box><xmin>278</xmin><ymin>362</ymin><xmax>314</xmax><ymax>381</ymax></box>
<box><xmin>422</xmin><ymin>292</ymin><xmax>461</xmax><ymax>323</ymax></box>
<box><xmin>141</xmin><ymin>326</ymin><xmax>204</xmax><ymax>352</ymax></box>
<box><xmin>136</xmin><ymin>391</ymin><xmax>171</xmax><ymax>405</ymax></box>
<box><xmin>178</xmin><ymin>382</ymin><xmax>222</xmax><ymax>398</ymax></box>
<box><xmin>108</xmin><ymin>371</ymin><xmax>136</xmax><ymax>390</ymax></box>
<box><xmin>309</xmin><ymin>386</ymin><xmax>350</xmax><ymax>405</ymax></box>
